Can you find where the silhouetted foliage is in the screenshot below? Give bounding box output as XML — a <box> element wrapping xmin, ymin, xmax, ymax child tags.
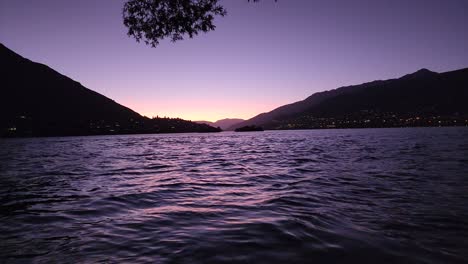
<box><xmin>123</xmin><ymin>0</ymin><xmax>276</xmax><ymax>47</ymax></box>
<box><xmin>235</xmin><ymin>125</ymin><xmax>264</xmax><ymax>132</ymax></box>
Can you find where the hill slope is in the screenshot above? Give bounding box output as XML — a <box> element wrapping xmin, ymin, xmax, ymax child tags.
<box><xmin>0</xmin><ymin>43</ymin><xmax>220</xmax><ymax>137</ymax></box>
<box><xmin>195</xmin><ymin>118</ymin><xmax>244</xmax><ymax>130</ymax></box>
<box><xmin>230</xmin><ymin>68</ymin><xmax>468</xmax><ymax>130</ymax></box>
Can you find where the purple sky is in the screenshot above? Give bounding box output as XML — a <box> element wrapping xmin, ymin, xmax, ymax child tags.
<box><xmin>1</xmin><ymin>0</ymin><xmax>468</xmax><ymax>121</ymax></box>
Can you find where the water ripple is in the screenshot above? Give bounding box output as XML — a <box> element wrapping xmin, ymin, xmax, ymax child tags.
<box><xmin>1</xmin><ymin>128</ymin><xmax>467</xmax><ymax>263</ymax></box>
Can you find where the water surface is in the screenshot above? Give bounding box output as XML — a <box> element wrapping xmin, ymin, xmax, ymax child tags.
<box><xmin>1</xmin><ymin>128</ymin><xmax>467</xmax><ymax>263</ymax></box>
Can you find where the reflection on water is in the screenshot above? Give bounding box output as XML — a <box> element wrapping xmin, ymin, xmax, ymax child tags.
<box><xmin>1</xmin><ymin>128</ymin><xmax>467</xmax><ymax>263</ymax></box>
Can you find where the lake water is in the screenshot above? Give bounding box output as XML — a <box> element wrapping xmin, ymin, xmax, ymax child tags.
<box><xmin>1</xmin><ymin>128</ymin><xmax>467</xmax><ymax>263</ymax></box>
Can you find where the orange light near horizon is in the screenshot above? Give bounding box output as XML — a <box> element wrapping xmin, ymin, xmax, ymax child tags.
<box><xmin>122</xmin><ymin>98</ymin><xmax>283</xmax><ymax>122</ymax></box>
<box><xmin>142</xmin><ymin>110</ymin><xmax>249</xmax><ymax>122</ymax></box>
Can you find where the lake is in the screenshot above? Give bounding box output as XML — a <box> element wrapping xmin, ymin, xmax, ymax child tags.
<box><xmin>1</xmin><ymin>128</ymin><xmax>467</xmax><ymax>263</ymax></box>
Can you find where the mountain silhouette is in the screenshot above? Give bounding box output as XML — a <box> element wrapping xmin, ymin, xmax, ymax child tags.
<box><xmin>195</xmin><ymin>118</ymin><xmax>245</xmax><ymax>130</ymax></box>
<box><xmin>0</xmin><ymin>43</ymin><xmax>220</xmax><ymax>137</ymax></box>
<box><xmin>229</xmin><ymin>68</ymin><xmax>468</xmax><ymax>130</ymax></box>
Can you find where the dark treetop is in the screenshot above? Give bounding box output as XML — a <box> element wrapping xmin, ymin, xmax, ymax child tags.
<box><xmin>123</xmin><ymin>0</ymin><xmax>275</xmax><ymax>47</ymax></box>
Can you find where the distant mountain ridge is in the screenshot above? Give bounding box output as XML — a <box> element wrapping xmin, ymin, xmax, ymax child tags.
<box><xmin>195</xmin><ymin>118</ymin><xmax>244</xmax><ymax>130</ymax></box>
<box><xmin>229</xmin><ymin>68</ymin><xmax>468</xmax><ymax>130</ymax></box>
<box><xmin>0</xmin><ymin>43</ymin><xmax>220</xmax><ymax>137</ymax></box>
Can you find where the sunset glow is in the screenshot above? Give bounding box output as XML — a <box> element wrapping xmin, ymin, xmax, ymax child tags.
<box><xmin>2</xmin><ymin>0</ymin><xmax>467</xmax><ymax>122</ymax></box>
<box><xmin>1</xmin><ymin>0</ymin><xmax>467</xmax><ymax>263</ymax></box>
